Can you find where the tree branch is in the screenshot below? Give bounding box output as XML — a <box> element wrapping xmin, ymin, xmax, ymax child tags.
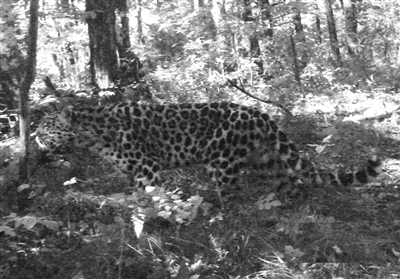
<box><xmin>227</xmin><ymin>79</ymin><xmax>293</xmax><ymax>116</ymax></box>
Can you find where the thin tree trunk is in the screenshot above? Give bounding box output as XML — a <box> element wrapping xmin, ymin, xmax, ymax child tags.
<box><xmin>292</xmin><ymin>2</ymin><xmax>308</xmax><ymax>71</ymax></box>
<box><xmin>194</xmin><ymin>0</ymin><xmax>205</xmax><ymax>10</ymax></box>
<box><xmin>210</xmin><ymin>0</ymin><xmax>228</xmax><ymax>45</ymax></box>
<box><xmin>343</xmin><ymin>0</ymin><xmax>358</xmax><ymax>57</ymax></box>
<box><xmin>290</xmin><ymin>35</ymin><xmax>301</xmax><ymax>88</ymax></box>
<box><xmin>137</xmin><ymin>0</ymin><xmax>144</xmax><ymax>44</ymax></box>
<box><xmin>117</xmin><ymin>0</ymin><xmax>132</xmax><ymax>54</ymax></box>
<box><xmin>18</xmin><ymin>0</ymin><xmax>39</xmax><ymax>210</ymax></box>
<box><xmin>324</xmin><ymin>0</ymin><xmax>342</xmax><ymax>67</ymax></box>
<box><xmin>315</xmin><ymin>15</ymin><xmax>322</xmax><ymax>44</ymax></box>
<box><xmin>242</xmin><ymin>0</ymin><xmax>272</xmax><ymax>82</ymax></box>
<box><xmin>315</xmin><ymin>2</ymin><xmax>322</xmax><ymax>44</ymax></box>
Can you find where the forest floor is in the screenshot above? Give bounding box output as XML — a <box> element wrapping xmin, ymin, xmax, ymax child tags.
<box><xmin>1</xmin><ymin>90</ymin><xmax>400</xmax><ymax>279</ymax></box>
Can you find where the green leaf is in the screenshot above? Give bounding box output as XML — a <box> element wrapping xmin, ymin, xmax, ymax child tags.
<box><xmin>0</xmin><ymin>225</ymin><xmax>15</xmax><ymax>236</ymax></box>
<box><xmin>16</xmin><ymin>216</ymin><xmax>37</xmax><ymax>230</ymax></box>
<box><xmin>17</xmin><ymin>184</ymin><xmax>30</xmax><ymax>192</ymax></box>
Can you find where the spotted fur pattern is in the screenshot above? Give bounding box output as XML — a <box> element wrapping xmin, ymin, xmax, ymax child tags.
<box><xmin>35</xmin><ymin>102</ymin><xmax>381</xmax><ymax>194</ymax></box>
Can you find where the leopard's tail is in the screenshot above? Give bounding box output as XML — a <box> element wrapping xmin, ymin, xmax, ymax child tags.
<box><xmin>325</xmin><ymin>155</ymin><xmax>382</xmax><ymax>187</ymax></box>
<box><xmin>277</xmin><ymin>155</ymin><xmax>382</xmax><ymax>199</ymax></box>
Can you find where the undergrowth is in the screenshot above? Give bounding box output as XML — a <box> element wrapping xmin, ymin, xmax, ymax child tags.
<box><xmin>1</xmin><ymin>112</ymin><xmax>400</xmax><ymax>279</ymax></box>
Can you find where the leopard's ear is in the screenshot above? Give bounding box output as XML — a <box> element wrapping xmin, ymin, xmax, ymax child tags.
<box><xmin>60</xmin><ymin>106</ymin><xmax>76</xmax><ymax>122</ymax></box>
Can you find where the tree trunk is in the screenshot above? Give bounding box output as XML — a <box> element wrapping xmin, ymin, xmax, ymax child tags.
<box><xmin>136</xmin><ymin>0</ymin><xmax>145</xmax><ymax>44</ymax></box>
<box><xmin>292</xmin><ymin>2</ymin><xmax>308</xmax><ymax>71</ymax></box>
<box><xmin>323</xmin><ymin>0</ymin><xmax>342</xmax><ymax>67</ymax></box>
<box><xmin>315</xmin><ymin>1</ymin><xmax>322</xmax><ymax>44</ymax></box>
<box><xmin>343</xmin><ymin>0</ymin><xmax>358</xmax><ymax>57</ymax></box>
<box><xmin>18</xmin><ymin>0</ymin><xmax>39</xmax><ymax>211</ymax></box>
<box><xmin>315</xmin><ymin>15</ymin><xmax>322</xmax><ymax>44</ymax></box>
<box><xmin>116</xmin><ymin>0</ymin><xmax>132</xmax><ymax>55</ymax></box>
<box><xmin>210</xmin><ymin>0</ymin><xmax>227</xmax><ymax>43</ymax></box>
<box><xmin>86</xmin><ymin>0</ymin><xmax>119</xmax><ymax>88</ymax></box>
<box><xmin>210</xmin><ymin>0</ymin><xmax>234</xmax><ymax>76</ymax></box>
<box><xmin>194</xmin><ymin>0</ymin><xmax>205</xmax><ymax>10</ymax></box>
<box><xmin>290</xmin><ymin>35</ymin><xmax>302</xmax><ymax>87</ymax></box>
<box><xmin>242</xmin><ymin>0</ymin><xmax>271</xmax><ymax>81</ymax></box>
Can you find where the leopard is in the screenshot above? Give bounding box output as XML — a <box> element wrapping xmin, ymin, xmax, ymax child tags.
<box><xmin>35</xmin><ymin>102</ymin><xmax>382</xmax><ymax>197</ymax></box>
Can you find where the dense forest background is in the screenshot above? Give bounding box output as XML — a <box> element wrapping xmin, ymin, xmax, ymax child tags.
<box><xmin>2</xmin><ymin>0</ymin><xmax>400</xmax><ymax>109</ymax></box>
<box><xmin>1</xmin><ymin>0</ymin><xmax>400</xmax><ymax>278</ymax></box>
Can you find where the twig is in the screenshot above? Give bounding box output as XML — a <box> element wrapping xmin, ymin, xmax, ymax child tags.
<box><xmin>227</xmin><ymin>79</ymin><xmax>293</xmax><ymax>116</ymax></box>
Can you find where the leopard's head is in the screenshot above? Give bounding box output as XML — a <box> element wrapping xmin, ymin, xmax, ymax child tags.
<box><xmin>35</xmin><ymin>109</ymin><xmax>77</xmax><ymax>153</ymax></box>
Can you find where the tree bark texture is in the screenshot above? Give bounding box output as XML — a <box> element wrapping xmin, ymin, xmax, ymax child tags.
<box><xmin>86</xmin><ymin>0</ymin><xmax>119</xmax><ymax>88</ymax></box>
<box><xmin>290</xmin><ymin>35</ymin><xmax>301</xmax><ymax>87</ymax></box>
<box><xmin>343</xmin><ymin>0</ymin><xmax>358</xmax><ymax>57</ymax></box>
<box><xmin>136</xmin><ymin>0</ymin><xmax>145</xmax><ymax>44</ymax></box>
<box><xmin>323</xmin><ymin>0</ymin><xmax>342</xmax><ymax>67</ymax></box>
<box><xmin>116</xmin><ymin>0</ymin><xmax>132</xmax><ymax>55</ymax></box>
<box><xmin>292</xmin><ymin>2</ymin><xmax>308</xmax><ymax>71</ymax></box>
<box><xmin>18</xmin><ymin>0</ymin><xmax>39</xmax><ymax>210</ymax></box>
<box><xmin>315</xmin><ymin>15</ymin><xmax>322</xmax><ymax>44</ymax></box>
